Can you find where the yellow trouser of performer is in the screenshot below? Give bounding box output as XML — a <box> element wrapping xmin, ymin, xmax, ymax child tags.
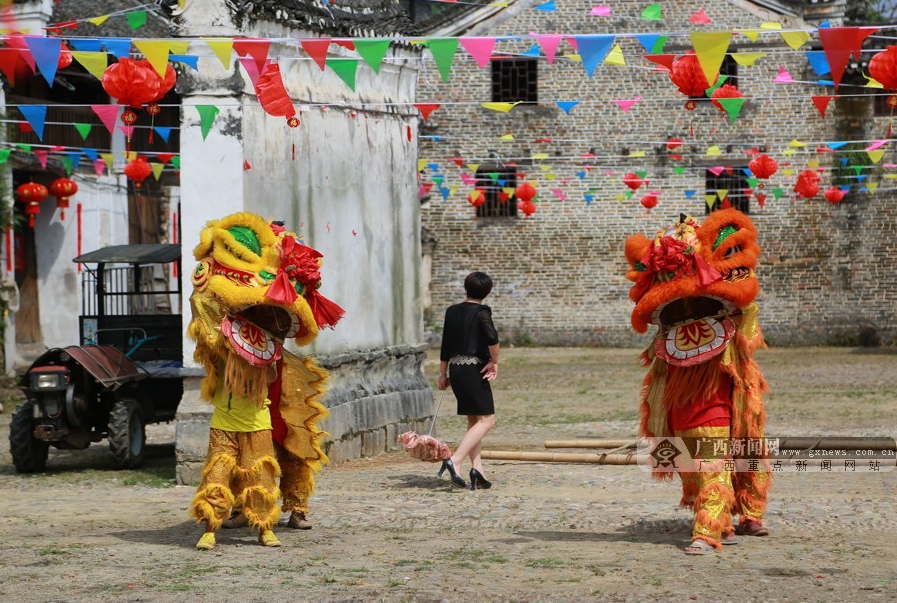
<box><xmin>675</xmin><ymin>426</ymin><xmax>768</xmax><ymax>549</ymax></box>
<box><xmin>190</xmin><ymin>429</ymin><xmax>281</xmax><ymax>531</ymax></box>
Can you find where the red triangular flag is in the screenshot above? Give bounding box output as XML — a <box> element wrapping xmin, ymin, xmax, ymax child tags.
<box><xmin>811</xmin><ymin>95</ymin><xmax>834</xmax><ymax>118</ymax></box>
<box><xmin>449</xmin><ymin>157</ymin><xmax>465</xmax><ymax>168</ymax></box>
<box><xmin>414</xmin><ymin>103</ymin><xmax>441</xmax><ymax>122</ymax></box>
<box><xmin>643</xmin><ymin>54</ymin><xmax>675</xmax><ymax>72</ymax></box>
<box><xmin>157</xmin><ymin>153</ymin><xmax>175</xmax><ymax>163</ymax></box>
<box><xmin>233</xmin><ymin>38</ymin><xmax>271</xmax><ymax>75</ymax></box>
<box><xmin>0</xmin><ymin>49</ymin><xmax>28</xmax><ymax>85</ymax></box>
<box><xmin>301</xmin><ymin>38</ymin><xmax>331</xmax><ymax>71</ymax></box>
<box><xmin>818</xmin><ymin>27</ymin><xmax>876</xmax><ymax>89</ymax></box>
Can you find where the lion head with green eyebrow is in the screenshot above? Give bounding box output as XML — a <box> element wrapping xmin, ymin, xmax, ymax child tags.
<box><xmin>187</xmin><ymin>212</ymin><xmax>343</xmax><ymax>402</ymax></box>
<box><xmin>624</xmin><ymin>208</ymin><xmax>761</xmax><ymax>366</ymax></box>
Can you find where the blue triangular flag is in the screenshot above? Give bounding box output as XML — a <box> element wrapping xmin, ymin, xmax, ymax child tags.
<box><xmin>634</xmin><ymin>34</ymin><xmax>662</xmax><ymax>54</ymax></box>
<box><xmin>82</xmin><ymin>147</ymin><xmax>99</xmax><ymax>162</ymax></box>
<box><xmin>430</xmin><ymin>136</ymin><xmax>443</xmax><ymax>141</ymax></box>
<box><xmin>534</xmin><ymin>0</ymin><xmax>556</xmax><ymax>10</ymax></box>
<box><xmin>19</xmin><ymin>105</ymin><xmax>47</xmax><ymax>140</ymax></box>
<box><xmin>805</xmin><ymin>51</ymin><xmax>831</xmax><ymax>76</ymax></box>
<box><xmin>840</xmin><ymin>185</ymin><xmax>851</xmax><ymax>192</ymax></box>
<box><xmin>24</xmin><ymin>37</ymin><xmax>61</xmax><ymax>87</ymax></box>
<box><xmin>66</xmin><ymin>151</ymin><xmax>82</xmax><ymax>170</ymax></box>
<box><xmin>574</xmin><ymin>34</ymin><xmax>615</xmax><ymax>77</ymax></box>
<box><xmin>816</xmin><ymin>80</ymin><xmax>835</xmax><ymax>87</ymax></box>
<box><xmin>497</xmin><ymin>178</ymin><xmax>507</xmax><ymax>186</ymax></box>
<box><xmin>170</xmin><ymin>54</ymin><xmax>199</xmax><ymax>70</ymax></box>
<box><xmin>427</xmin><ymin>162</ymin><xmax>439</xmax><ymax>171</ymax></box>
<box><xmin>819</xmin><ymin>20</ymin><xmax>830</xmax><ymax>28</ymax></box>
<box><xmin>584</xmin><ymin>193</ymin><xmax>593</xmax><ymax>204</ymax></box>
<box><xmin>154</xmin><ymin>127</ymin><xmax>172</xmax><ymax>143</ymax></box>
<box><xmin>839</xmin><ymin>157</ymin><xmax>849</xmax><ymax>166</ymax></box>
<box><xmin>439</xmin><ymin>187</ymin><xmax>450</xmax><ymax>201</ymax></box>
<box><xmin>521</xmin><ymin>44</ymin><xmax>541</xmax><ymax>58</ymax></box>
<box><xmin>684</xmin><ymin>190</ymin><xmax>696</xmax><ymax>198</ymax></box>
<box><xmin>103</xmin><ymin>38</ymin><xmax>133</xmax><ymax>59</ymax></box>
<box><xmin>856</xmin><ymin>174</ymin><xmax>868</xmax><ymax>183</ymax></box>
<box><xmin>742</xmin><ymin>168</ymin><xmax>753</xmax><ymax>177</ymax></box>
<box><xmin>576</xmin><ymin>171</ymin><xmax>586</xmax><ymax>179</ymax></box>
<box><xmin>69</xmin><ymin>39</ymin><xmax>104</xmax><ymax>52</ymax></box>
<box><xmin>556</xmin><ymin>100</ymin><xmax>580</xmax><ymax>115</ymax></box>
<box><xmin>828</xmin><ymin>141</ymin><xmax>849</xmax><ymax>149</ymax></box>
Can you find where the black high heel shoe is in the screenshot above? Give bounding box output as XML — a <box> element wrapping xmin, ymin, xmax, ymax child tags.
<box><xmin>469</xmin><ymin>468</ymin><xmax>492</xmax><ymax>490</ymax></box>
<box><xmin>437</xmin><ymin>459</ymin><xmax>467</xmax><ymax>488</ymax></box>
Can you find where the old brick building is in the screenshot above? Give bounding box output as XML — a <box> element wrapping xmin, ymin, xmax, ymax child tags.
<box><xmin>419</xmin><ymin>0</ymin><xmax>896</xmax><ymax>347</ymax></box>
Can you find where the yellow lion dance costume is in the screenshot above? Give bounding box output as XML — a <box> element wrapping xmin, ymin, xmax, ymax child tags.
<box><xmin>188</xmin><ymin>212</ymin><xmax>343</xmax><ymax>550</ymax></box>
<box><xmin>624</xmin><ymin>209</ymin><xmax>770</xmax><ymax>554</ymax></box>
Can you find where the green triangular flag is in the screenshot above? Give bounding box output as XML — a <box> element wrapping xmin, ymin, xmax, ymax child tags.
<box><xmin>746</xmin><ymin>177</ymin><xmax>759</xmax><ymax>188</ymax></box>
<box><xmin>635</xmin><ymin>170</ymin><xmax>648</xmax><ymax>178</ymax></box>
<box><xmin>354</xmin><ymin>39</ymin><xmax>390</xmax><ymax>75</ymax></box>
<box><xmin>195</xmin><ymin>105</ymin><xmax>220</xmax><ymax>141</ymax></box>
<box><xmin>171</xmin><ymin>156</ymin><xmax>180</xmax><ymax>169</ymax></box>
<box><xmin>673</xmin><ymin>166</ymin><xmax>686</xmax><ymax>174</ymax></box>
<box><xmin>624</xmin><ymin>190</ymin><xmax>633</xmax><ymax>199</ymax></box>
<box><xmin>651</xmin><ymin>36</ymin><xmax>668</xmax><ymax>54</ymax></box>
<box><xmin>326</xmin><ymin>58</ymin><xmax>358</xmax><ymax>91</ymax></box>
<box><xmin>705</xmin><ymin>74</ymin><xmax>728</xmax><ymax>96</ymax></box>
<box><xmin>60</xmin><ymin>156</ymin><xmax>73</xmax><ymax>176</ymax></box>
<box><xmin>487</xmin><ymin>172</ymin><xmax>500</xmax><ymax>182</ymax></box>
<box><xmin>0</xmin><ymin>149</ymin><xmax>11</xmax><ymax>163</ymax></box>
<box><xmin>772</xmin><ymin>188</ymin><xmax>784</xmax><ymax>200</ymax></box>
<box><xmin>16</xmin><ymin>143</ymin><xmax>32</xmax><ymax>154</ymax></box>
<box><xmin>851</xmin><ymin>165</ymin><xmax>864</xmax><ymax>176</ymax></box>
<box><xmin>427</xmin><ymin>38</ymin><xmax>459</xmax><ymax>83</ymax></box>
<box><xmin>640</xmin><ymin>3</ymin><xmax>662</xmax><ymax>20</ymax></box>
<box><xmin>74</xmin><ymin>123</ymin><xmax>92</xmax><ymax>141</ymax></box>
<box><xmin>432</xmin><ymin>176</ymin><xmax>443</xmax><ymax>187</ymax></box>
<box><xmin>718</xmin><ymin>97</ymin><xmax>745</xmax><ymax>123</ymax></box>
<box><xmin>125</xmin><ymin>10</ymin><xmax>147</xmax><ymax>29</ymax></box>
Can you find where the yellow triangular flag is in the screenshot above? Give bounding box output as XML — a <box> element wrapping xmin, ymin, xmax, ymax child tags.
<box><xmin>124</xmin><ymin>150</ymin><xmax>138</xmax><ymax>161</ymax></box>
<box><xmin>782</xmin><ymin>168</ymin><xmax>796</xmax><ymax>177</ymax></box>
<box><xmin>868</xmin><ymin>149</ymin><xmax>886</xmax><ymax>163</ymax></box>
<box><xmin>867</xmin><ymin>182</ymin><xmax>879</xmax><ymax>194</ymax></box>
<box><xmin>605</xmin><ymin>44</ymin><xmax>626</xmax><ymax>66</ymax></box>
<box><xmin>705</xmin><ymin>145</ymin><xmax>722</xmax><ymax>157</ymax></box>
<box><xmin>481</xmin><ymin>101</ymin><xmax>522</xmax><ymax>113</ymax></box>
<box><xmin>782</xmin><ymin>149</ymin><xmax>796</xmax><ymax>157</ymax></box>
<box><xmin>151</xmin><ymin>162</ymin><xmax>165</xmax><ymax>180</ymax></box>
<box><xmin>616</xmin><ymin>193</ymin><xmax>627</xmax><ymax>202</ymax></box>
<box><xmin>735</xmin><ymin>29</ymin><xmax>760</xmax><ymax>42</ymax></box>
<box><xmin>788</xmin><ymin>139</ymin><xmax>807</xmax><ymax>148</ymax></box>
<box><xmin>418</xmin><ymin>159</ymin><xmax>427</xmax><ymax>171</ymax></box>
<box><xmin>732</xmin><ymin>52</ymin><xmax>767</xmax><ymax>66</ymax></box>
<box><xmin>528</xmin><ymin>180</ymin><xmax>540</xmax><ymax>187</ymax></box>
<box><xmin>691</xmin><ymin>31</ymin><xmax>731</xmax><ymax>85</ymax></box>
<box><xmin>531</xmin><ymin>153</ymin><xmax>549</xmax><ymax>160</ymax></box>
<box><xmin>169</xmin><ymin>41</ymin><xmax>189</xmax><ymax>55</ymax></box>
<box><xmin>489</xmin><ymin>1</ymin><xmax>508</xmax><ymax>6</ymax></box>
<box><xmin>204</xmin><ymin>38</ymin><xmax>234</xmax><ymax>70</ymax></box>
<box><xmin>760</xmin><ymin>22</ymin><xmax>783</xmax><ymax>30</ymax></box>
<box><xmin>567</xmin><ymin>54</ymin><xmax>582</xmax><ymax>62</ymax></box>
<box><xmin>865</xmin><ymin>75</ymin><xmax>883</xmax><ymax>88</ymax></box>
<box><xmin>716</xmin><ymin>189</ymin><xmax>728</xmax><ymax>200</ymax></box>
<box><xmin>628</xmin><ymin>151</ymin><xmax>646</xmax><ymax>158</ymax></box>
<box><xmin>885</xmin><ymin>173</ymin><xmax>897</xmax><ymax>180</ymax></box>
<box><xmin>178</xmin><ymin>0</ymin><xmax>186</xmax><ymax>8</ymax></box>
<box><xmin>705</xmin><ymin>194</ymin><xmax>718</xmax><ymax>210</ymax></box>
<box><xmin>449</xmin><ymin>186</ymin><xmax>458</xmax><ymax>194</ymax></box>
<box><xmin>498</xmin><ymin>134</ymin><xmax>514</xmax><ymax>141</ymax></box>
<box><xmin>503</xmin><ymin>187</ymin><xmax>515</xmax><ymax>196</ymax></box>
<box><xmin>88</xmin><ymin>15</ymin><xmax>111</xmax><ymax>26</ymax></box>
<box><xmin>806</xmin><ymin>159</ymin><xmax>820</xmax><ymax>169</ymax></box>
<box><xmin>100</xmin><ymin>152</ymin><xmax>115</xmax><ymax>170</ymax></box>
<box><xmin>539</xmin><ymin>165</ymin><xmax>551</xmax><ymax>171</ymax></box>
<box><xmin>781</xmin><ymin>31</ymin><xmax>810</xmax><ymax>50</ymax></box>
<box><xmin>133</xmin><ymin>40</ymin><xmax>170</xmax><ymax>77</ymax></box>
<box><xmin>71</xmin><ymin>51</ymin><xmax>109</xmax><ymax>80</ymax></box>
<box><xmin>545</xmin><ymin>173</ymin><xmax>555</xmax><ymax>180</ymax></box>
<box><xmin>467</xmin><ymin>164</ymin><xmax>479</xmax><ymax>172</ymax></box>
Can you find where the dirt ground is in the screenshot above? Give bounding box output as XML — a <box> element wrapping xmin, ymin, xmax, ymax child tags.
<box><xmin>0</xmin><ymin>347</ymin><xmax>895</xmax><ymax>603</ymax></box>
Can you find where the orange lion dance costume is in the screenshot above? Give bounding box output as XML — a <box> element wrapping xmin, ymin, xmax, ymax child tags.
<box><xmin>624</xmin><ymin>209</ymin><xmax>770</xmax><ymax>553</ymax></box>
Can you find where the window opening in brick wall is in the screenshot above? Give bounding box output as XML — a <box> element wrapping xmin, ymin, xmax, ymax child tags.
<box><xmin>491</xmin><ymin>58</ymin><xmax>537</xmax><ymax>103</ymax></box>
<box><xmin>475</xmin><ymin>166</ymin><xmax>518</xmax><ymax>218</ymax></box>
<box><xmin>704</xmin><ymin>167</ymin><xmax>750</xmax><ymax>214</ymax></box>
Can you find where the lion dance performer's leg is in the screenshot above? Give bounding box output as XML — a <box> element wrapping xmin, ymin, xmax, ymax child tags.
<box><xmin>229</xmin><ymin>430</ymin><xmax>281</xmax><ymax>532</ymax></box>
<box><xmin>191</xmin><ymin>429</ymin><xmax>239</xmax><ymax>533</ymax></box>
<box><xmin>675</xmin><ymin>426</ymin><xmax>735</xmax><ymax>550</ymax></box>
<box><xmin>276</xmin><ymin>441</ymin><xmax>315</xmax><ymax>514</ymax></box>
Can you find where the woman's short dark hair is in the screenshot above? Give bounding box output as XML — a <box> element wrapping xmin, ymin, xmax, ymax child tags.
<box><xmin>464</xmin><ymin>271</ymin><xmax>493</xmax><ymax>299</ymax></box>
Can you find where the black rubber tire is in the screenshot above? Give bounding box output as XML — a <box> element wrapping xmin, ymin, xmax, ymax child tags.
<box><xmin>9</xmin><ymin>401</ymin><xmax>49</xmax><ymax>473</ymax></box>
<box><xmin>108</xmin><ymin>398</ymin><xmax>145</xmax><ymax>469</ymax></box>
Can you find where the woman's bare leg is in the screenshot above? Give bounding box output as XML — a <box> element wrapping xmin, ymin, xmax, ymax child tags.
<box><xmin>450</xmin><ymin>414</ymin><xmax>496</xmax><ymax>473</ymax></box>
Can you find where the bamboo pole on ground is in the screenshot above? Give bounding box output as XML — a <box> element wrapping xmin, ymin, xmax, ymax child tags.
<box><xmin>544</xmin><ymin>439</ymin><xmax>636</xmax><ymax>449</ymax></box>
<box><xmin>543</xmin><ymin>437</ymin><xmax>896</xmax><ymax>451</ymax></box>
<box><xmin>481</xmin><ymin>450</ymin><xmax>640</xmax><ymax>465</ymax></box>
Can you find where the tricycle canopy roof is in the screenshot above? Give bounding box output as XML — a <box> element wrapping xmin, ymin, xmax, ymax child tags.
<box><xmin>73</xmin><ymin>244</ymin><xmax>181</xmax><ymax>265</ymax></box>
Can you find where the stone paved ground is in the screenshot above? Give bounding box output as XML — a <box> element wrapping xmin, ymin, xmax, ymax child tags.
<box><xmin>0</xmin><ymin>347</ymin><xmax>894</xmax><ymax>603</ymax></box>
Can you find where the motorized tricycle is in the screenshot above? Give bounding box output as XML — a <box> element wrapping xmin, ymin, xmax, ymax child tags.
<box><xmin>10</xmin><ymin>244</ymin><xmax>184</xmax><ymax>472</ymax></box>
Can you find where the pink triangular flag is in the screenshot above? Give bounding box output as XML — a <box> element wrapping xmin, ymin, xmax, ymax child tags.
<box><xmin>91</xmin><ymin>105</ymin><xmax>121</xmax><ymax>136</ymax></box>
<box><xmin>866</xmin><ymin>140</ymin><xmax>888</xmax><ymax>151</ymax></box>
<box><xmin>590</xmin><ymin>5</ymin><xmax>611</xmax><ymax>16</ymax></box>
<box><xmin>773</xmin><ymin>66</ymin><xmax>794</xmax><ymax>83</ymax></box>
<box><xmin>460</xmin><ymin>173</ymin><xmax>477</xmax><ymax>185</ymax></box>
<box><xmin>613</xmin><ymin>95</ymin><xmax>642</xmax><ymax>113</ymax></box>
<box><xmin>708</xmin><ymin>166</ymin><xmax>725</xmax><ymax>176</ymax></box>
<box><xmin>459</xmin><ymin>37</ymin><xmax>496</xmax><ymax>69</ymax></box>
<box><xmin>689</xmin><ymin>8</ymin><xmax>712</xmax><ymax>24</ymax></box>
<box><xmin>93</xmin><ymin>158</ymin><xmax>106</xmax><ymax>176</ymax></box>
<box><xmin>34</xmin><ymin>149</ymin><xmax>49</xmax><ymax>168</ymax></box>
<box><xmin>535</xmin><ymin>34</ymin><xmax>564</xmax><ymax>65</ymax></box>
<box><xmin>117</xmin><ymin>125</ymin><xmax>134</xmax><ymax>138</ymax></box>
<box><xmin>238</xmin><ymin>56</ymin><xmax>271</xmax><ymax>89</ymax></box>
<box><xmin>551</xmin><ymin>188</ymin><xmax>567</xmax><ymax>201</ymax></box>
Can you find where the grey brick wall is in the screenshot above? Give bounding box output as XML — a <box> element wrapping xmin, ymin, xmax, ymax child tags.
<box><xmin>420</xmin><ymin>0</ymin><xmax>896</xmax><ymax>347</ymax></box>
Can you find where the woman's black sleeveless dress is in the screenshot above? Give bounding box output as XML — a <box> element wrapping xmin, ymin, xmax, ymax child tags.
<box><xmin>440</xmin><ymin>302</ymin><xmax>499</xmax><ymax>415</ymax></box>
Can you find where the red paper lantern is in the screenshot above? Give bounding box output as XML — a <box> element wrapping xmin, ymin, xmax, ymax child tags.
<box><xmin>101</xmin><ymin>58</ymin><xmax>163</xmax><ymax>108</ymax></box>
<box><xmin>640</xmin><ymin>192</ymin><xmax>658</xmax><ymax>210</ymax></box>
<box><xmin>868</xmin><ymin>46</ymin><xmax>897</xmax><ymax>90</ymax></box>
<box><xmin>749</xmin><ymin>154</ymin><xmax>778</xmax><ymax>179</ymax></box>
<box><xmin>467</xmin><ymin>190</ymin><xmax>485</xmax><ymax>207</ymax></box>
<box><xmin>49</xmin><ymin>177</ymin><xmax>78</xmax><ymax>220</ymax></box>
<box><xmin>669</xmin><ymin>52</ymin><xmax>716</xmax><ymax>98</ymax></box>
<box><xmin>16</xmin><ymin>182</ymin><xmax>49</xmax><ymax>227</ymax></box>
<box><xmin>794</xmin><ymin>170</ymin><xmax>820</xmax><ymax>199</ymax></box>
<box><xmin>515</xmin><ymin>182</ymin><xmax>537</xmax><ymax>202</ymax></box>
<box><xmin>622</xmin><ymin>172</ymin><xmax>643</xmax><ymax>191</ymax></box>
<box><xmin>57</xmin><ymin>47</ymin><xmax>73</xmax><ymax>70</ymax></box>
<box><xmin>710</xmin><ymin>83</ymin><xmax>743</xmax><ymax>112</ymax></box>
<box><xmin>124</xmin><ymin>157</ymin><xmax>153</xmax><ymax>188</ymax></box>
<box><xmin>518</xmin><ymin>199</ymin><xmax>537</xmax><ymax>218</ymax></box>
<box><xmin>824</xmin><ymin>186</ymin><xmax>847</xmax><ymax>205</ymax></box>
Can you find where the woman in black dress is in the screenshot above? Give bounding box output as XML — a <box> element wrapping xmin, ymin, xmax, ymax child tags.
<box><xmin>436</xmin><ymin>272</ymin><xmax>500</xmax><ymax>490</ymax></box>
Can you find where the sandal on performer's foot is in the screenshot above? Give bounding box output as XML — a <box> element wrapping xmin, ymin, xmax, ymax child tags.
<box><xmin>721</xmin><ymin>530</ymin><xmax>740</xmax><ymax>545</ymax></box>
<box><xmin>196</xmin><ymin>532</ymin><xmax>216</xmax><ymax>551</ymax></box>
<box><xmin>258</xmin><ymin>530</ymin><xmax>282</xmax><ymax>547</ymax></box>
<box><xmin>684</xmin><ymin>539</ymin><xmax>716</xmax><ymax>555</ymax></box>
<box><xmin>737</xmin><ymin>519</ymin><xmax>769</xmax><ymax>537</ymax></box>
